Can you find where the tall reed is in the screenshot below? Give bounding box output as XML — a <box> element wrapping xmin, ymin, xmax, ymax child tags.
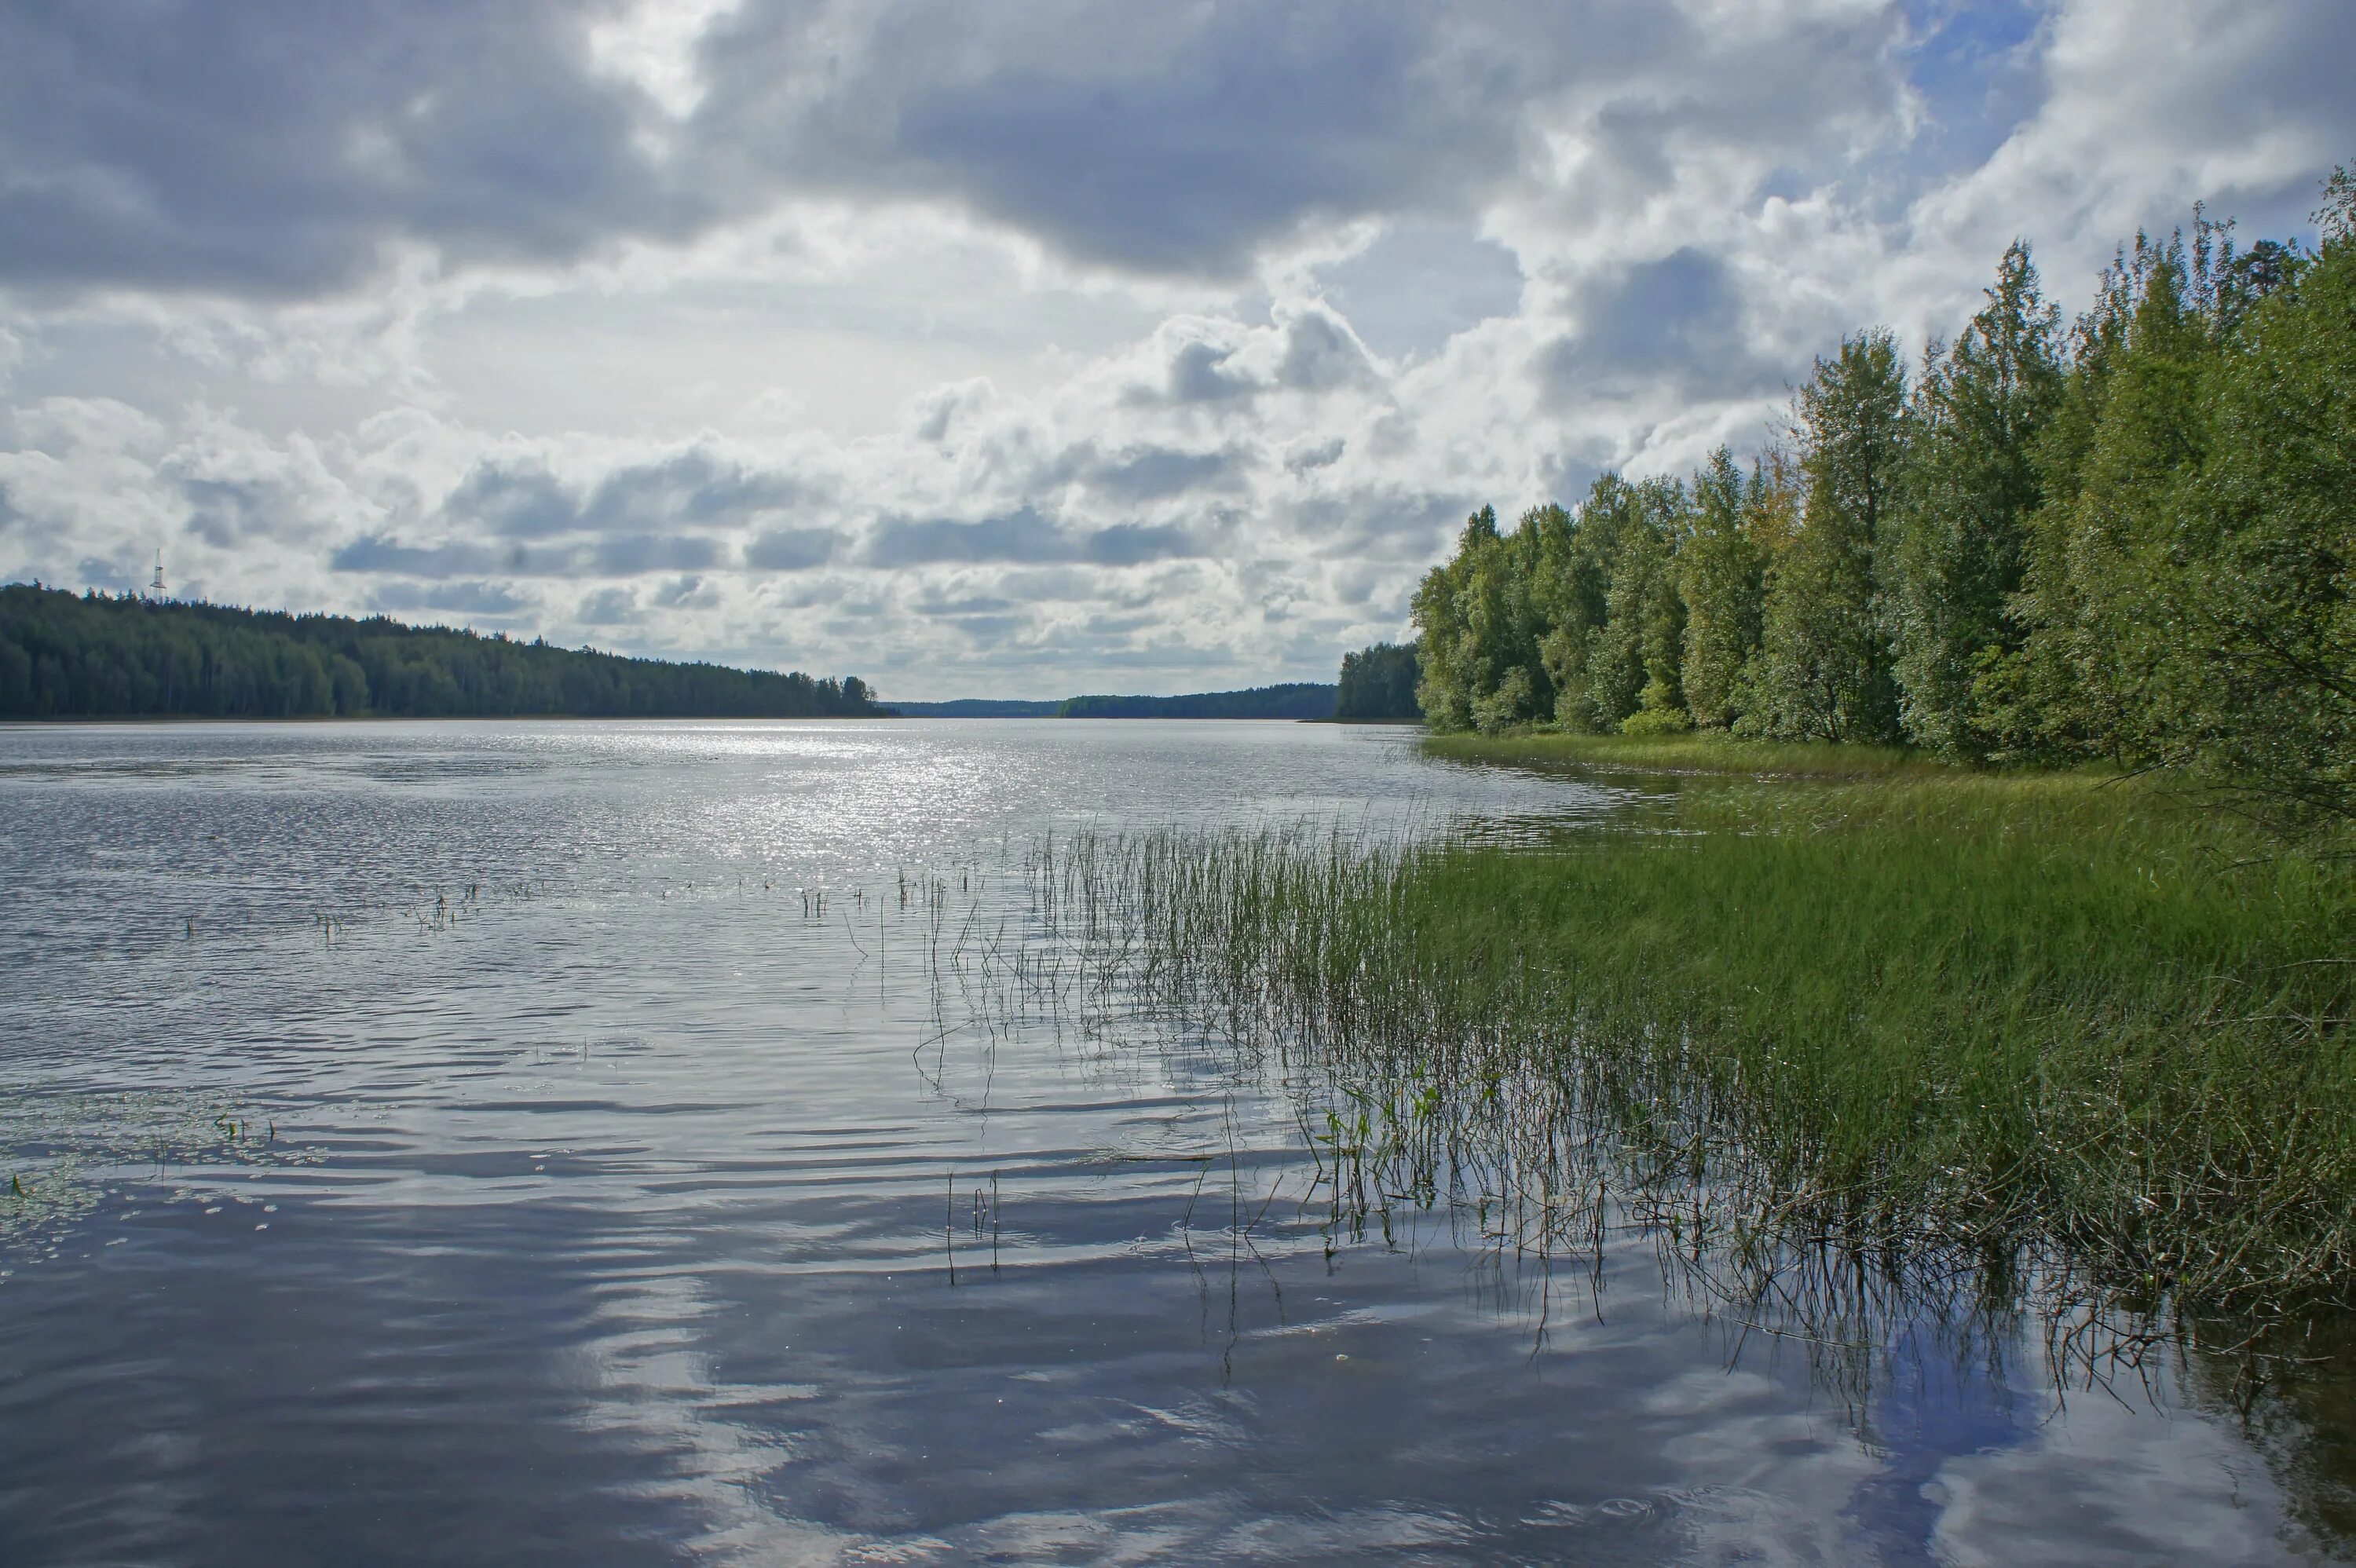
<box><xmin>1004</xmin><ymin>773</ymin><xmax>2356</xmax><ymax>1326</ymax></box>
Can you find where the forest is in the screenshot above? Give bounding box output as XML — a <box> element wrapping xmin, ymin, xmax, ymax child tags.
<box><xmin>1332</xmin><ymin>641</ymin><xmax>1421</xmax><ymax>720</ymax></box>
<box><xmin>1056</xmin><ymin>682</ymin><xmax>1337</xmax><ymax>719</ymax></box>
<box><xmin>0</xmin><ymin>586</ymin><xmax>886</xmax><ymax>720</ymax></box>
<box><xmin>1414</xmin><ymin>169</ymin><xmax>2355</xmax><ymax>832</ymax></box>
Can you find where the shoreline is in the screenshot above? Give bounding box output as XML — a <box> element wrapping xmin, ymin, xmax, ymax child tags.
<box><xmin>1425</xmin><ymin>727</ymin><xmax>1999</xmax><ymax>780</ymax></box>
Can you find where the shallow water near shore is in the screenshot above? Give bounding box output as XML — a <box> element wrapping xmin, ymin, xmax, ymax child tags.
<box><xmin>0</xmin><ymin>718</ymin><xmax>2346</xmax><ymax>1564</ymax></box>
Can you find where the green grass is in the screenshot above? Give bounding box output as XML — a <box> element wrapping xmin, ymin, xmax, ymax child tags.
<box><xmin>1421</xmin><ymin>726</ymin><xmax>1951</xmax><ymax>778</ymax></box>
<box><xmin>1014</xmin><ymin>770</ymin><xmax>2356</xmax><ymax>1324</ymax></box>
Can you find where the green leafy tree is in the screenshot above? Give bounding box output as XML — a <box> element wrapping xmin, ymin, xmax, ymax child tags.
<box><xmin>1540</xmin><ymin>476</ymin><xmax>1648</xmax><ymax>731</ymax></box>
<box><xmin>1414</xmin><ymin>507</ymin><xmax>1500</xmax><ymax>730</ymax></box>
<box><xmin>1750</xmin><ymin>331</ymin><xmax>1910</xmax><ymax>741</ymax></box>
<box><xmin>2168</xmin><ymin>170</ymin><xmax>2356</xmax><ymax>827</ymax></box>
<box><xmin>1335</xmin><ymin>641</ymin><xmax>1422</xmax><ymax>719</ymax></box>
<box><xmin>2004</xmin><ymin>232</ymin><xmax>2217</xmax><ymax>762</ymax></box>
<box><xmin>1414</xmin><ymin>505</ymin><xmax>1566</xmax><ymax>733</ymax></box>
<box><xmin>1679</xmin><ymin>448</ymin><xmax>1766</xmax><ymax>730</ymax></box>
<box><xmin>1593</xmin><ymin>478</ymin><xmax>1690</xmax><ymax>732</ymax></box>
<box><xmin>1886</xmin><ymin>243</ymin><xmax>2065</xmax><ymax>758</ymax></box>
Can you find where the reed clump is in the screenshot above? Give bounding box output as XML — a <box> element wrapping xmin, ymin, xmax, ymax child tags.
<box><xmin>1018</xmin><ymin>773</ymin><xmax>2356</xmax><ymax>1324</ymax></box>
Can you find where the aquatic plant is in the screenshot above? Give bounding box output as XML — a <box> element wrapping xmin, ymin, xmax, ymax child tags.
<box><xmin>970</xmin><ymin>772</ymin><xmax>2355</xmax><ymax>1347</ymax></box>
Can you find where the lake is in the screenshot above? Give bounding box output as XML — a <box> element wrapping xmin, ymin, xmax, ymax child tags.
<box><xmin>0</xmin><ymin>718</ymin><xmax>2343</xmax><ymax>1564</ymax></box>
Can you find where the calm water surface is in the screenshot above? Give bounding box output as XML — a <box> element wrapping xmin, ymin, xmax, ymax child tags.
<box><xmin>0</xmin><ymin>719</ymin><xmax>2343</xmax><ymax>1564</ymax></box>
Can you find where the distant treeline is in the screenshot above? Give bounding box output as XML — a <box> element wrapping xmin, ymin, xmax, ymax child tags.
<box><xmin>886</xmin><ymin>698</ymin><xmax>1063</xmax><ymax>718</ymax></box>
<box><xmin>1057</xmin><ymin>684</ymin><xmax>1337</xmax><ymax>719</ymax></box>
<box><xmin>1414</xmin><ymin>166</ymin><xmax>2356</xmax><ymax>830</ymax></box>
<box><xmin>0</xmin><ymin>585</ymin><xmax>885</xmax><ymax>720</ymax></box>
<box><xmin>884</xmin><ymin>689</ymin><xmax>1341</xmax><ymax>718</ymax></box>
<box><xmin>1333</xmin><ymin>642</ymin><xmax>1421</xmax><ymax>720</ymax></box>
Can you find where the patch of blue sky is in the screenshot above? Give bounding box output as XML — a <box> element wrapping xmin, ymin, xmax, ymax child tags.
<box><xmin>1894</xmin><ymin>0</ymin><xmax>2051</xmax><ymax>181</ymax></box>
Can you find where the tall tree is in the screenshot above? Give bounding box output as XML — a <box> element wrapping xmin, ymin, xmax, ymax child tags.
<box><xmin>1416</xmin><ymin>505</ymin><xmax>1557</xmax><ymax>733</ymax></box>
<box><xmin>2007</xmin><ymin>234</ymin><xmax>2216</xmax><ymax>762</ymax></box>
<box><xmin>1886</xmin><ymin>243</ymin><xmax>2065</xmax><ymax>758</ymax></box>
<box><xmin>1410</xmin><ymin>506</ymin><xmax>1497</xmax><ymax>732</ymax></box>
<box><xmin>1749</xmin><ymin>331</ymin><xmax>1910</xmax><ymax>742</ymax></box>
<box><xmin>2171</xmin><ymin>169</ymin><xmax>2356</xmax><ymax>828</ymax></box>
<box><xmin>1679</xmin><ymin>448</ymin><xmax>1766</xmax><ymax>730</ymax></box>
<box><xmin>1595</xmin><ymin>477</ymin><xmax>1691</xmax><ymax>731</ymax></box>
<box><xmin>1335</xmin><ymin>641</ymin><xmax>1422</xmax><ymax>720</ymax></box>
<box><xmin>1540</xmin><ymin>475</ymin><xmax>1649</xmax><ymax>731</ymax></box>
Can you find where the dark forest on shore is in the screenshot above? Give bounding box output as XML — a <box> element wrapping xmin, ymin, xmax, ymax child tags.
<box><xmin>0</xmin><ymin>586</ymin><xmax>885</xmax><ymax>720</ymax></box>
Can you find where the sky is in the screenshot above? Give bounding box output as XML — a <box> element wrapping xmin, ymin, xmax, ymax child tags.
<box><xmin>1</xmin><ymin>1</ymin><xmax>2351</xmax><ymax>700</ymax></box>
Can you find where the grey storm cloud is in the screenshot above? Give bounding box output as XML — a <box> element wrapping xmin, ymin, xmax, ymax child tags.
<box><xmin>649</xmin><ymin>573</ymin><xmax>715</xmax><ymax>609</ymax></box>
<box><xmin>574</xmin><ymin>586</ymin><xmax>642</xmax><ymax>626</ymax></box>
<box><xmin>1275</xmin><ymin>309</ymin><xmax>1377</xmax><ymax>391</ymax></box>
<box><xmin>0</xmin><ymin>2</ymin><xmax>706</xmax><ymax>294</ymax></box>
<box><xmin>331</xmin><ymin>529</ymin><xmax>714</xmax><ymax>579</ymax></box>
<box><xmin>702</xmin><ymin>1</ymin><xmax>1674</xmax><ymax>275</ymax></box>
<box><xmin>743</xmin><ymin>526</ymin><xmax>843</xmax><ymax>572</ymax></box>
<box><xmin>1165</xmin><ymin>341</ymin><xmax>1257</xmax><ymax>404</ymax></box>
<box><xmin>865</xmin><ymin>506</ymin><xmax>1202</xmax><ymax>567</ymax></box>
<box><xmin>1285</xmin><ymin>488</ymin><xmax>1470</xmax><ymax>559</ymax></box>
<box><xmin>331</xmin><ymin>534</ymin><xmax>505</xmax><ymax>579</ymax></box>
<box><xmin>441</xmin><ymin>465</ymin><xmax>574</xmax><ymax>540</ymax></box>
<box><xmin>0</xmin><ymin>0</ymin><xmax>1684</xmax><ymax>294</ymax></box>
<box><xmin>1284</xmin><ymin>437</ymin><xmax>1346</xmax><ymax>473</ymax></box>
<box><xmin>332</xmin><ymin>447</ymin><xmax>803</xmax><ymax>580</ymax></box>
<box><xmin>1083</xmin><ymin>445</ymin><xmax>1246</xmax><ymax>503</ymax></box>
<box><xmin>366</xmin><ymin>580</ymin><xmax>529</xmax><ymax>616</ymax></box>
<box><xmin>913</xmin><ymin>591</ymin><xmax>1018</xmax><ymax>617</ymax></box>
<box><xmin>1540</xmin><ymin>247</ymin><xmax>1787</xmax><ymax>401</ymax></box>
<box><xmin>441</xmin><ymin>451</ymin><xmax>803</xmax><ymax>539</ymax></box>
<box><xmin>180</xmin><ymin>477</ymin><xmax>317</xmax><ymax>548</ymax></box>
<box><xmin>582</xmin><ymin>451</ymin><xmax>802</xmax><ymax>530</ymax></box>
<box><xmin>11</xmin><ymin>0</ymin><xmax>2351</xmax><ymax>311</ymax></box>
<box><xmin>589</xmin><ymin>533</ymin><xmax>721</xmax><ymax>574</ymax></box>
<box><xmin>1140</xmin><ymin>309</ymin><xmax>1377</xmax><ymax>408</ymax></box>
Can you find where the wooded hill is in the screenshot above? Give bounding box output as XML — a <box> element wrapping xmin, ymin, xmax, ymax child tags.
<box><xmin>887</xmin><ymin>687</ymin><xmax>1343</xmax><ymax>718</ymax></box>
<box><xmin>0</xmin><ymin>585</ymin><xmax>885</xmax><ymax>720</ymax></box>
<box><xmin>1056</xmin><ymin>683</ymin><xmax>1336</xmax><ymax>719</ymax></box>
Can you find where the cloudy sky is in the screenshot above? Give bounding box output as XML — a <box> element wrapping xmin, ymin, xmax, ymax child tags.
<box><xmin>2</xmin><ymin>0</ymin><xmax>2351</xmax><ymax>698</ymax></box>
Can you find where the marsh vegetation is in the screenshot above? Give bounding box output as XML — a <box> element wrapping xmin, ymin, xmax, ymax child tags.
<box><xmin>946</xmin><ymin>764</ymin><xmax>2355</xmax><ymax>1378</ymax></box>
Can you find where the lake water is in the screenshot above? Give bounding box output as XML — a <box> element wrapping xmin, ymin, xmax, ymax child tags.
<box><xmin>0</xmin><ymin>718</ymin><xmax>2344</xmax><ymax>1565</ymax></box>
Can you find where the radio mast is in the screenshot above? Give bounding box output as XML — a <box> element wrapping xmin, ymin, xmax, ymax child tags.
<box><xmin>148</xmin><ymin>550</ymin><xmax>165</xmax><ymax>600</ymax></box>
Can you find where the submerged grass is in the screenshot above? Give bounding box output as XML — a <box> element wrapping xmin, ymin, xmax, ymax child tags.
<box><xmin>1011</xmin><ymin>768</ymin><xmax>2356</xmax><ymax>1329</ymax></box>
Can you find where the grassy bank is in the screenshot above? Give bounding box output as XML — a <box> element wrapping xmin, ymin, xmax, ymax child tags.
<box><xmin>1015</xmin><ymin>770</ymin><xmax>2356</xmax><ymax>1325</ymax></box>
<box><xmin>1422</xmin><ymin>726</ymin><xmax>1948</xmax><ymax>778</ymax></box>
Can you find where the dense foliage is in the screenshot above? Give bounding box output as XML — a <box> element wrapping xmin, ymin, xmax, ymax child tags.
<box><xmin>1056</xmin><ymin>683</ymin><xmax>1337</xmax><ymax>719</ymax></box>
<box><xmin>1414</xmin><ymin>169</ymin><xmax>2356</xmax><ymax>831</ymax></box>
<box><xmin>1333</xmin><ymin>641</ymin><xmax>1421</xmax><ymax>720</ymax></box>
<box><xmin>0</xmin><ymin>585</ymin><xmax>884</xmax><ymax>719</ymax></box>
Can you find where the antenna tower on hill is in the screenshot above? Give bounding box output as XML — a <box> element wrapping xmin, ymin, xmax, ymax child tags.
<box><xmin>148</xmin><ymin>550</ymin><xmax>165</xmax><ymax>600</ymax></box>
